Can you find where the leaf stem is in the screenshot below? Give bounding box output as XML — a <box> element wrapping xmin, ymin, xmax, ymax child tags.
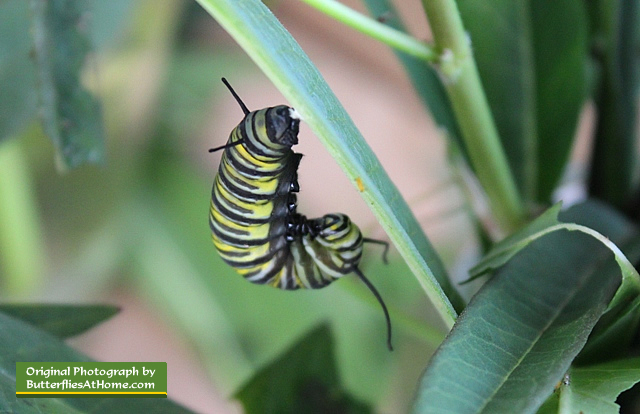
<box><xmin>420</xmin><ymin>0</ymin><xmax>526</xmax><ymax>232</ymax></box>
<box><xmin>298</xmin><ymin>0</ymin><xmax>437</xmax><ymax>62</ymax></box>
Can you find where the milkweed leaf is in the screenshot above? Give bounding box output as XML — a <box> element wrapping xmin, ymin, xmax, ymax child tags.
<box><xmin>0</xmin><ymin>304</ymin><xmax>119</xmax><ymax>338</ymax></box>
<box><xmin>30</xmin><ymin>0</ymin><xmax>105</xmax><ymax>169</ymax></box>
<box><xmin>236</xmin><ymin>324</ymin><xmax>371</xmax><ymax>414</ymax></box>
<box><xmin>0</xmin><ymin>311</ymin><xmax>193</xmax><ymax>413</ymax></box>
<box><xmin>413</xmin><ymin>230</ymin><xmax>622</xmax><ymax>413</ymax></box>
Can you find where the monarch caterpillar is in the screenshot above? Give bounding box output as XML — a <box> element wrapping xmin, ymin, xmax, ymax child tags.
<box><xmin>209</xmin><ymin>78</ymin><xmax>393</xmax><ymax>350</ymax></box>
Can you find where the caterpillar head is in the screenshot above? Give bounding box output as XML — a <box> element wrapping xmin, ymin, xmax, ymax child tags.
<box><xmin>267</xmin><ymin>106</ymin><xmax>301</xmax><ymax>147</ymax></box>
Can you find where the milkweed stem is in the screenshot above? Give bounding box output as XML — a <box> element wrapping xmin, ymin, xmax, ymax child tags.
<box><xmin>299</xmin><ymin>0</ymin><xmax>437</xmax><ymax>63</ymax></box>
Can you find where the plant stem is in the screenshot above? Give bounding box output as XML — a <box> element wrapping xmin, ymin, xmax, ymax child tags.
<box><xmin>299</xmin><ymin>0</ymin><xmax>437</xmax><ymax>62</ymax></box>
<box><xmin>0</xmin><ymin>139</ymin><xmax>43</xmax><ymax>296</ymax></box>
<box><xmin>421</xmin><ymin>0</ymin><xmax>525</xmax><ymax>232</ymax></box>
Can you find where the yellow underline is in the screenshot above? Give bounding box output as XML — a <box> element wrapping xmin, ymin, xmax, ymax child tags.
<box><xmin>17</xmin><ymin>392</ymin><xmax>167</xmax><ymax>395</ymax></box>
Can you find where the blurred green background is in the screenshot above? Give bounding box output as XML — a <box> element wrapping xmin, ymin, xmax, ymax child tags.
<box><xmin>0</xmin><ymin>0</ymin><xmax>480</xmax><ymax>412</ymax></box>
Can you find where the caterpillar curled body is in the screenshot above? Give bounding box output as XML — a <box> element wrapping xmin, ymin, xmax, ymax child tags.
<box><xmin>209</xmin><ymin>78</ymin><xmax>393</xmax><ymax>350</ymax></box>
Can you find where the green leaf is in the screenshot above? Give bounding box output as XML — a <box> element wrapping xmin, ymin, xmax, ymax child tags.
<box><xmin>30</xmin><ymin>0</ymin><xmax>105</xmax><ymax>169</ymax></box>
<box><xmin>235</xmin><ymin>324</ymin><xmax>371</xmax><ymax>414</ymax></box>
<box><xmin>468</xmin><ymin>203</ymin><xmax>563</xmax><ymax>278</ymax></box>
<box><xmin>559</xmin><ymin>200</ymin><xmax>637</xmax><ymax>241</ymax></box>
<box><xmin>412</xmin><ymin>230</ymin><xmax>621</xmax><ymax>414</ymax></box>
<box><xmin>0</xmin><ymin>0</ymin><xmax>38</xmax><ymax>141</ymax></box>
<box><xmin>469</xmin><ymin>200</ymin><xmax>640</xmax><ymax>365</ymax></box>
<box><xmin>194</xmin><ymin>0</ymin><xmax>464</xmax><ymax>324</ymax></box>
<box><xmin>0</xmin><ymin>312</ymin><xmax>193</xmax><ymax>413</ymax></box>
<box><xmin>559</xmin><ymin>200</ymin><xmax>640</xmax><ymax>310</ymax></box>
<box><xmin>558</xmin><ymin>358</ymin><xmax>640</xmax><ymax>413</ymax></box>
<box><xmin>535</xmin><ymin>393</ymin><xmax>559</xmax><ymax>414</ymax></box>
<box><xmin>577</xmin><ymin>294</ymin><xmax>640</xmax><ymax>364</ymax></box>
<box><xmin>531</xmin><ymin>0</ymin><xmax>588</xmax><ymax>201</ymax></box>
<box><xmin>587</xmin><ymin>0</ymin><xmax>640</xmax><ymax>209</ymax></box>
<box><xmin>457</xmin><ymin>0</ymin><xmax>537</xmax><ymax>200</ymax></box>
<box><xmin>561</xmin><ymin>201</ymin><xmax>640</xmax><ymax>290</ymax></box>
<box><xmin>470</xmin><ymin>201</ymin><xmax>640</xmax><ymax>306</ymax></box>
<box><xmin>560</xmin><ymin>201</ymin><xmax>640</xmax><ymax>363</ymax></box>
<box><xmin>0</xmin><ymin>304</ymin><xmax>119</xmax><ymax>338</ymax></box>
<box><xmin>457</xmin><ymin>0</ymin><xmax>588</xmax><ymax>202</ymax></box>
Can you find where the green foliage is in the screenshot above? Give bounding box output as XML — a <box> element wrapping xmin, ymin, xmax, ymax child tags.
<box><xmin>538</xmin><ymin>358</ymin><xmax>640</xmax><ymax>414</ymax></box>
<box><xmin>0</xmin><ymin>304</ymin><xmax>119</xmax><ymax>338</ymax></box>
<box><xmin>0</xmin><ymin>0</ymin><xmax>131</xmax><ymax>167</ymax></box>
<box><xmin>413</xmin><ymin>229</ymin><xmax>622</xmax><ymax>413</ymax></box>
<box><xmin>468</xmin><ymin>203</ymin><xmax>563</xmax><ymax>278</ymax></box>
<box><xmin>0</xmin><ymin>0</ymin><xmax>37</xmax><ymax>142</ymax></box>
<box><xmin>530</xmin><ymin>0</ymin><xmax>588</xmax><ymax>202</ymax></box>
<box><xmin>587</xmin><ymin>0</ymin><xmax>640</xmax><ymax>209</ymax></box>
<box><xmin>564</xmin><ymin>358</ymin><xmax>640</xmax><ymax>413</ymax></box>
<box><xmin>236</xmin><ymin>325</ymin><xmax>371</xmax><ymax>414</ymax></box>
<box><xmin>0</xmin><ymin>311</ymin><xmax>192</xmax><ymax>413</ymax></box>
<box><xmin>30</xmin><ymin>0</ymin><xmax>105</xmax><ymax>169</ymax></box>
<box><xmin>564</xmin><ymin>202</ymin><xmax>640</xmax><ymax>365</ymax></box>
<box><xmin>457</xmin><ymin>0</ymin><xmax>588</xmax><ymax>202</ymax></box>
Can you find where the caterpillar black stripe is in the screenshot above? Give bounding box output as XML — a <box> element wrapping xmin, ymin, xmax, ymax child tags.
<box><xmin>209</xmin><ymin>78</ymin><xmax>393</xmax><ymax>350</ymax></box>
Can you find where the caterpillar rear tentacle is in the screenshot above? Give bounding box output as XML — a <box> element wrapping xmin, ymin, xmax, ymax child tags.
<box><xmin>363</xmin><ymin>237</ymin><xmax>390</xmax><ymax>264</ymax></box>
